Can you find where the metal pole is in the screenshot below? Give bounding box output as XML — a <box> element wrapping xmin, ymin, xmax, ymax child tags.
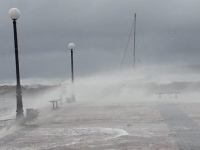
<box><xmin>71</xmin><ymin>49</ymin><xmax>76</xmax><ymax>102</ymax></box>
<box><xmin>13</xmin><ymin>20</ymin><xmax>24</xmax><ymax>120</ymax></box>
<box><xmin>133</xmin><ymin>13</ymin><xmax>136</xmax><ymax>69</ymax></box>
<box><xmin>71</xmin><ymin>49</ymin><xmax>74</xmax><ymax>83</ymax></box>
<box><xmin>60</xmin><ymin>83</ymin><xmax>62</xmax><ymax>104</ymax></box>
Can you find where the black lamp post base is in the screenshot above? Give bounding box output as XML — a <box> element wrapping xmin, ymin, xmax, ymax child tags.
<box><xmin>15</xmin><ymin>112</ymin><xmax>25</xmax><ymax>125</ymax></box>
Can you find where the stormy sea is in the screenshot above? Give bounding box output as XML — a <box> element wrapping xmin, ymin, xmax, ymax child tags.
<box><xmin>0</xmin><ymin>78</ymin><xmax>72</xmax><ymax>122</ymax></box>
<box><xmin>1</xmin><ymin>65</ymin><xmax>200</xmax><ymax>121</ymax></box>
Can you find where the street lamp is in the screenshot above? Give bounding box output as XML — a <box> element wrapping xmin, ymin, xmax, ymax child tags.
<box><xmin>68</xmin><ymin>43</ymin><xmax>76</xmax><ymax>102</ymax></box>
<box><xmin>9</xmin><ymin>8</ymin><xmax>24</xmax><ymax>121</ymax></box>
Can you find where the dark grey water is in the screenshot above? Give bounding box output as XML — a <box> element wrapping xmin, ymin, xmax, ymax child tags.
<box><xmin>0</xmin><ymin>85</ymin><xmax>59</xmax><ymax>120</ymax></box>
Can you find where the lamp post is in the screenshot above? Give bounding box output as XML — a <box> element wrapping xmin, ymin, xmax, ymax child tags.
<box><xmin>68</xmin><ymin>43</ymin><xmax>76</xmax><ymax>102</ymax></box>
<box><xmin>9</xmin><ymin>8</ymin><xmax>24</xmax><ymax>120</ymax></box>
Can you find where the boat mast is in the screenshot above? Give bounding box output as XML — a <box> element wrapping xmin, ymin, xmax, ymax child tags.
<box><xmin>133</xmin><ymin>13</ymin><xmax>136</xmax><ymax>69</ymax></box>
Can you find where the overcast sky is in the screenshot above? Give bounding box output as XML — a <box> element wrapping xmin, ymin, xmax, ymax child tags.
<box><xmin>0</xmin><ymin>0</ymin><xmax>200</xmax><ymax>80</ymax></box>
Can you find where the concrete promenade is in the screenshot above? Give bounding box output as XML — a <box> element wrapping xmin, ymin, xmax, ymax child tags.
<box><xmin>0</xmin><ymin>101</ymin><xmax>200</xmax><ymax>149</ymax></box>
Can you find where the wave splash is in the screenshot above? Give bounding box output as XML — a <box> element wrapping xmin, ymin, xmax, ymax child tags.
<box><xmin>1</xmin><ymin>127</ymin><xmax>128</xmax><ymax>149</ymax></box>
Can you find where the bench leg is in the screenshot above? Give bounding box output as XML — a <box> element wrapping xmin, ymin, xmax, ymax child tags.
<box><xmin>53</xmin><ymin>102</ymin><xmax>55</xmax><ymax>109</ymax></box>
<box><xmin>56</xmin><ymin>102</ymin><xmax>58</xmax><ymax>108</ymax></box>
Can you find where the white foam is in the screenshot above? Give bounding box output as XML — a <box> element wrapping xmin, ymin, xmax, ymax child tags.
<box><xmin>1</xmin><ymin>127</ymin><xmax>128</xmax><ymax>149</ymax></box>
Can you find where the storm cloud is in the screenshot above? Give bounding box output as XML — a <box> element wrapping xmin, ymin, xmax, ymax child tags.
<box><xmin>0</xmin><ymin>0</ymin><xmax>200</xmax><ymax>79</ymax></box>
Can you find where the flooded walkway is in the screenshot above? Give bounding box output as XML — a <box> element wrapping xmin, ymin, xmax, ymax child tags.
<box><xmin>2</xmin><ymin>101</ymin><xmax>199</xmax><ymax>149</ymax></box>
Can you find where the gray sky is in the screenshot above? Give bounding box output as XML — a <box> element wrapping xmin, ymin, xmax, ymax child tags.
<box><xmin>0</xmin><ymin>0</ymin><xmax>200</xmax><ymax>80</ymax></box>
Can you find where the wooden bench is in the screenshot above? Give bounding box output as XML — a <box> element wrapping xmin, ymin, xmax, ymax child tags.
<box><xmin>156</xmin><ymin>92</ymin><xmax>181</xmax><ymax>99</ymax></box>
<box><xmin>49</xmin><ymin>100</ymin><xmax>60</xmax><ymax>109</ymax></box>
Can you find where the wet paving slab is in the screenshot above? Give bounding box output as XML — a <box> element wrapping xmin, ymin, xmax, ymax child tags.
<box><xmin>158</xmin><ymin>103</ymin><xmax>200</xmax><ymax>150</ymax></box>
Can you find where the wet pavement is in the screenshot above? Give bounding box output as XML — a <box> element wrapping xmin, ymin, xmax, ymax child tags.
<box><xmin>0</xmin><ymin>101</ymin><xmax>200</xmax><ymax>149</ymax></box>
<box><xmin>159</xmin><ymin>103</ymin><xmax>200</xmax><ymax>150</ymax></box>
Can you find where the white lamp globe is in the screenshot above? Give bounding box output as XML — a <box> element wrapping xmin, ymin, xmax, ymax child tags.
<box><xmin>68</xmin><ymin>43</ymin><xmax>75</xmax><ymax>50</ymax></box>
<box><xmin>9</xmin><ymin>8</ymin><xmax>20</xmax><ymax>20</ymax></box>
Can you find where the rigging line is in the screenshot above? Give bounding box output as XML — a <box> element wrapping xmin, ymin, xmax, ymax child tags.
<box><xmin>137</xmin><ymin>18</ymin><xmax>148</xmax><ymax>54</ymax></box>
<box><xmin>120</xmin><ymin>15</ymin><xmax>135</xmax><ymax>71</ymax></box>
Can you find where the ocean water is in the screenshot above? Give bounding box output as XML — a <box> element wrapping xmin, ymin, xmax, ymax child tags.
<box><xmin>0</xmin><ymin>82</ymin><xmax>63</xmax><ymax>121</ymax></box>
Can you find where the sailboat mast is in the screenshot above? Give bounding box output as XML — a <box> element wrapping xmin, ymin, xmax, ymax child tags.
<box><xmin>133</xmin><ymin>13</ymin><xmax>136</xmax><ymax>69</ymax></box>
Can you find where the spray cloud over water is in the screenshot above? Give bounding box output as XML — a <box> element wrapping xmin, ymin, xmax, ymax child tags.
<box><xmin>1</xmin><ymin>65</ymin><xmax>200</xmax><ymax>120</ymax></box>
